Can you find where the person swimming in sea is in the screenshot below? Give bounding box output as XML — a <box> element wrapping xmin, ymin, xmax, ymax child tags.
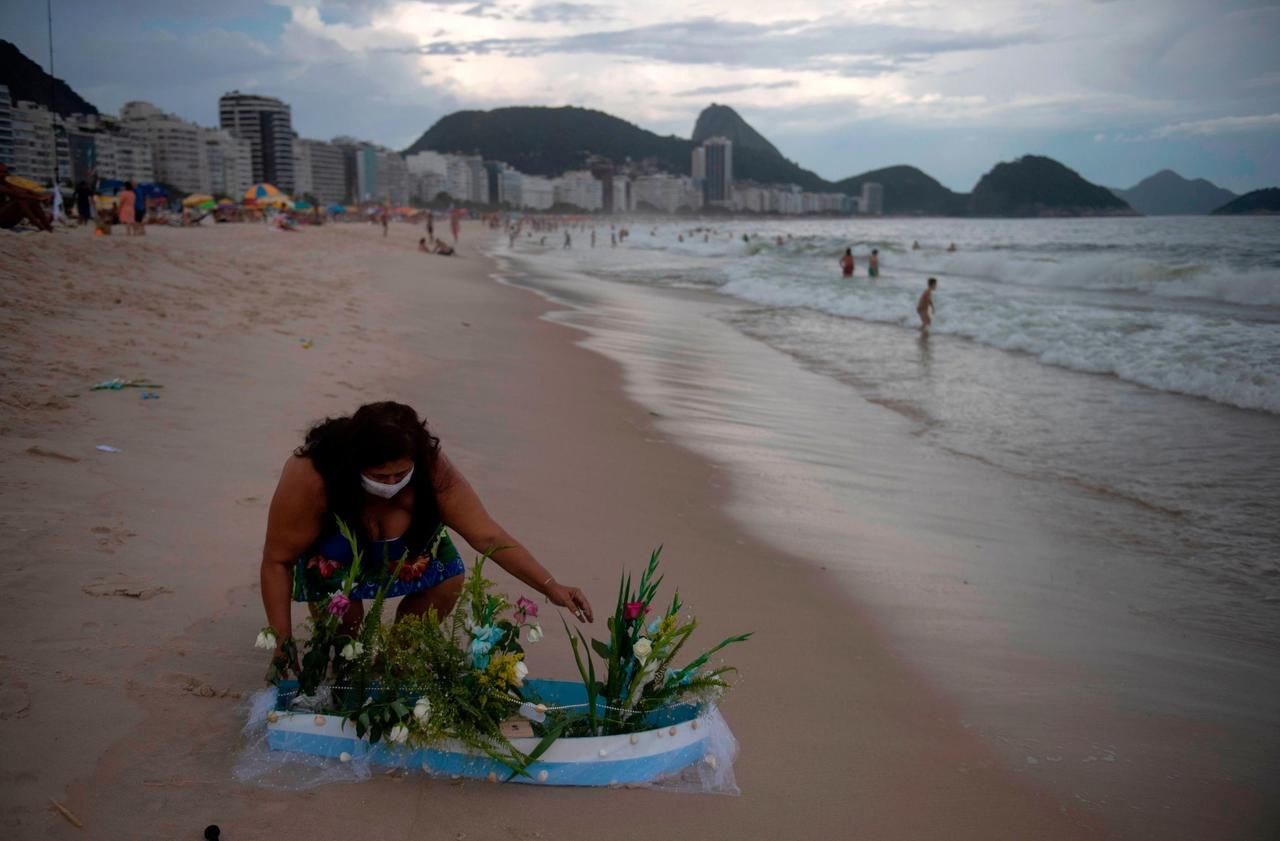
<box><xmin>868</xmin><ymin>249</ymin><xmax>879</xmax><ymax>278</ymax></box>
<box><xmin>839</xmin><ymin>248</ymin><xmax>855</xmax><ymax>278</ymax></box>
<box><xmin>258</xmin><ymin>402</ymin><xmax>594</xmax><ymax>675</ymax></box>
<box><xmin>917</xmin><ymin>277</ymin><xmax>937</xmax><ymax>330</ymax></box>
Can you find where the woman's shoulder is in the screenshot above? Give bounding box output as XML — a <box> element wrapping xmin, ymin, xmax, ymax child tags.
<box><xmin>278</xmin><ymin>454</ymin><xmax>327</xmax><ymax>503</ymax></box>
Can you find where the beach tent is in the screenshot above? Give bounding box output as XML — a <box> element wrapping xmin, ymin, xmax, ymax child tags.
<box><xmin>183</xmin><ymin>194</ymin><xmax>216</xmax><ymax>208</ymax></box>
<box><xmin>294</xmin><ymin>200</ymin><xmax>313</xmax><ymax>210</ymax></box>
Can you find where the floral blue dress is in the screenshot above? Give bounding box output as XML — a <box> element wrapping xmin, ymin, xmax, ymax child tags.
<box><xmin>291</xmin><ymin>517</ymin><xmax>464</xmax><ymax>602</ymax></box>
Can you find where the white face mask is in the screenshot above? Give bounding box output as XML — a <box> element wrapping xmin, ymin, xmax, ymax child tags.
<box><xmin>360</xmin><ymin>466</ymin><xmax>414</xmax><ymax>499</ymax></box>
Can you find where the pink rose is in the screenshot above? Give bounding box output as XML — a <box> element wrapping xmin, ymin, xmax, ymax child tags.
<box><xmin>326</xmin><ymin>592</ymin><xmax>351</xmax><ymax>617</ymax></box>
<box><xmin>516</xmin><ymin>596</ymin><xmax>539</xmax><ymax>620</ymax></box>
<box><xmin>623</xmin><ymin>601</ymin><xmax>647</xmax><ymax>621</ymax></box>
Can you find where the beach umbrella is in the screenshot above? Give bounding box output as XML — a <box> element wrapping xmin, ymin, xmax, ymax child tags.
<box><xmin>216</xmin><ymin>197</ymin><xmax>236</xmax><ymax>207</ymax></box>
<box><xmin>244</xmin><ymin>183</ymin><xmax>283</xmax><ymax>202</ymax></box>
<box><xmin>258</xmin><ymin>194</ymin><xmax>294</xmax><ymax>209</ymax></box>
<box><xmin>5</xmin><ymin>174</ymin><xmax>48</xmax><ymax>195</ymax></box>
<box><xmin>183</xmin><ymin>194</ymin><xmax>215</xmax><ymax>207</ymax></box>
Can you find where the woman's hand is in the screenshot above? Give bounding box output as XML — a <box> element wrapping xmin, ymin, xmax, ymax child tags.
<box><xmin>270</xmin><ymin>639</ymin><xmax>301</xmax><ymax>681</ymax></box>
<box><xmin>547</xmin><ymin>583</ymin><xmax>593</xmax><ymax>623</ymax></box>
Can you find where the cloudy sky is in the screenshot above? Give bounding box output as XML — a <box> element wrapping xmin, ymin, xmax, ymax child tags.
<box><xmin>3</xmin><ymin>0</ymin><xmax>1278</xmax><ymax>191</ymax></box>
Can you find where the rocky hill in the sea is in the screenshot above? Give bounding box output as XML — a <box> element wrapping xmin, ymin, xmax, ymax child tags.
<box><xmin>1211</xmin><ymin>187</ymin><xmax>1280</xmax><ymax>215</ymax></box>
<box><xmin>1113</xmin><ymin>169</ymin><xmax>1236</xmax><ymax>215</ymax></box>
<box><xmin>969</xmin><ymin>155</ymin><xmax>1135</xmax><ymax>217</ymax></box>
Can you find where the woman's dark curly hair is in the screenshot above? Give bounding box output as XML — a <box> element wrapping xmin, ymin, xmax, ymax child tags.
<box><xmin>296</xmin><ymin>402</ymin><xmax>443</xmax><ymax>547</ymax></box>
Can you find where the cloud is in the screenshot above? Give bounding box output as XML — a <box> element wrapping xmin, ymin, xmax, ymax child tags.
<box><xmin>390</xmin><ymin>17</ymin><xmax>1040</xmax><ymax>75</ymax></box>
<box><xmin>1152</xmin><ymin>113</ymin><xmax>1280</xmax><ymax>138</ymax></box>
<box><xmin>677</xmin><ymin>81</ymin><xmax>799</xmax><ymax>97</ymax></box>
<box><xmin>517</xmin><ymin>2</ymin><xmax>612</xmax><ymax>23</ymax></box>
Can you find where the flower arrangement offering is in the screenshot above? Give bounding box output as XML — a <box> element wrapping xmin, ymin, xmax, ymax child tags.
<box><xmin>556</xmin><ymin>547</ymin><xmax>752</xmax><ymax>737</ymax></box>
<box><xmin>258</xmin><ymin>525</ymin><xmax>750</xmax><ymax>784</ymax></box>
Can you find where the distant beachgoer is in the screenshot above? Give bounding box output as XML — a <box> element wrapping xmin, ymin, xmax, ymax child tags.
<box><xmin>591</xmin><ymin>229</ymin><xmax>596</xmax><ymax>248</ymax></box>
<box><xmin>611</xmin><ymin>233</ymin><xmax>617</xmax><ymax>248</ymax></box>
<box><xmin>917</xmin><ymin>277</ymin><xmax>937</xmax><ymax>330</ymax></box>
<box><xmin>869</xmin><ymin>249</ymin><xmax>879</xmax><ymax>278</ymax></box>
<box><xmin>450</xmin><ymin>212</ymin><xmax>460</xmax><ymax>243</ymax></box>
<box><xmin>839</xmin><ymin>248</ymin><xmax>854</xmax><ymax>278</ymax></box>
<box><xmin>564</xmin><ymin>231</ymin><xmax>571</xmax><ymax>249</ymax></box>
<box><xmin>134</xmin><ymin>187</ymin><xmax>146</xmax><ymax>235</ymax></box>
<box><xmin>257</xmin><ymin>401</ymin><xmax>593</xmax><ymax>676</ymax></box>
<box><xmin>381</xmin><ymin>210</ymin><xmax>389</xmax><ymax>238</ymax></box>
<box><xmin>74</xmin><ymin>181</ymin><xmax>92</xmax><ymax>225</ymax></box>
<box><xmin>912</xmin><ymin>240</ymin><xmax>920</xmax><ymax>251</ymax></box>
<box><xmin>418</xmin><ymin>237</ymin><xmax>430</xmax><ymax>253</ymax></box>
<box><xmin>947</xmin><ymin>242</ymin><xmax>956</xmax><ymax>252</ymax></box>
<box><xmin>0</xmin><ymin>164</ymin><xmax>54</xmax><ymax>232</ymax></box>
<box><xmin>426</xmin><ymin>211</ymin><xmax>434</xmax><ymax>239</ymax></box>
<box><xmin>117</xmin><ymin>183</ymin><xmax>137</xmax><ymax>236</ymax></box>
<box><xmin>434</xmin><ymin>238</ymin><xmax>455</xmax><ymax>256</ymax></box>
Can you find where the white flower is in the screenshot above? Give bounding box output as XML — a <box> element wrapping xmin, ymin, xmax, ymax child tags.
<box><xmin>254</xmin><ymin>629</ymin><xmax>277</xmax><ymax>650</ymax></box>
<box><xmin>513</xmin><ymin>661</ymin><xmax>529</xmax><ymax>687</ymax></box>
<box><xmin>526</xmin><ymin>624</ymin><xmax>543</xmax><ymax>643</ymax></box>
<box><xmin>413</xmin><ymin>699</ymin><xmax>431</xmax><ymax>722</ymax></box>
<box><xmin>633</xmin><ymin>637</ymin><xmax>653</xmax><ymax>660</ymax></box>
<box><xmin>389</xmin><ymin>724</ymin><xmax>410</xmax><ymax>744</ymax></box>
<box><xmin>339</xmin><ymin>641</ymin><xmax>365</xmax><ymax>660</ymax></box>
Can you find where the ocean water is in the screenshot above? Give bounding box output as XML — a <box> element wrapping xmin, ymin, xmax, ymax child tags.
<box><xmin>492</xmin><ymin>216</ymin><xmax>1280</xmax><ymax>835</ymax></box>
<box><xmin>504</xmin><ymin>217</ymin><xmax>1280</xmax><ymax>639</ymax></box>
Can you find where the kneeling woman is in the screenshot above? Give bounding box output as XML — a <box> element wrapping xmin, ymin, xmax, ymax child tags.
<box><xmin>260</xmin><ymin>402</ymin><xmax>593</xmax><ymax>670</ymax></box>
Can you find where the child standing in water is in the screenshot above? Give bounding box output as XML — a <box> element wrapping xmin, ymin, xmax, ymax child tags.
<box><xmin>868</xmin><ymin>249</ymin><xmax>880</xmax><ymax>278</ymax></box>
<box><xmin>839</xmin><ymin>248</ymin><xmax>855</xmax><ymax>278</ymax></box>
<box><xmin>917</xmin><ymin>277</ymin><xmax>937</xmax><ymax>330</ymax></box>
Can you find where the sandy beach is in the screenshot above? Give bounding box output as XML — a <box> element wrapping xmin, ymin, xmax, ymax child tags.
<box><xmin>0</xmin><ymin>219</ymin><xmax>1259</xmax><ymax>839</ymax></box>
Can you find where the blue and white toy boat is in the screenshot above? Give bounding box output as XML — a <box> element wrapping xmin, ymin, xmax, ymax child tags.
<box><xmin>266</xmin><ymin>679</ymin><xmax>716</xmax><ymax>787</ymax></box>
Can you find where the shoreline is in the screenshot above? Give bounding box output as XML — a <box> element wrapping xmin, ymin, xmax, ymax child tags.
<box><xmin>490</xmin><ymin>234</ymin><xmax>1280</xmax><ymax>840</ymax></box>
<box><xmin>0</xmin><ymin>221</ymin><xmax>1122</xmax><ymax>838</ymax></box>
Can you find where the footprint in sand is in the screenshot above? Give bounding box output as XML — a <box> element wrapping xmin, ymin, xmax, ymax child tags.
<box><xmin>0</xmin><ymin>684</ymin><xmax>32</xmax><ymax>720</ymax></box>
<box><xmin>165</xmin><ymin>673</ymin><xmax>242</xmax><ymax>700</ymax></box>
<box><xmin>81</xmin><ymin>574</ymin><xmax>170</xmax><ymax>601</ymax></box>
<box><xmin>91</xmin><ymin>525</ymin><xmax>136</xmax><ymax>553</ymax></box>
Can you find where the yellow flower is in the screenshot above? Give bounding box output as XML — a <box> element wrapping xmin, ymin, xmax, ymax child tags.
<box><xmin>485</xmin><ymin>653</ymin><xmax>526</xmax><ymax>687</ymax></box>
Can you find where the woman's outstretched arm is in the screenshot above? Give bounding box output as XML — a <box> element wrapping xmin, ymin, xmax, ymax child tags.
<box><xmin>434</xmin><ymin>453</ymin><xmax>593</xmax><ymax>622</ymax></box>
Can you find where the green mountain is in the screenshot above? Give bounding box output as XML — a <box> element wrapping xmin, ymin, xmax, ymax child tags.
<box><xmin>1211</xmin><ymin>187</ymin><xmax>1280</xmax><ymax>215</ymax></box>
<box><xmin>405</xmin><ymin>106</ymin><xmax>692</xmax><ymax>177</ymax></box>
<box><xmin>1114</xmin><ymin>169</ymin><xmax>1236</xmax><ymax>215</ymax></box>
<box><xmin>969</xmin><ymin>155</ymin><xmax>1134</xmax><ymax>217</ymax></box>
<box><xmin>0</xmin><ymin>39</ymin><xmax>98</xmax><ymax>117</ymax></box>
<box><xmin>692</xmin><ymin>103</ymin><xmax>781</xmax><ymax>157</ymax></box>
<box><xmin>833</xmin><ymin>165</ymin><xmax>967</xmax><ymax>216</ymax></box>
<box><xmin>405</xmin><ymin>103</ymin><xmax>832</xmax><ymax>192</ymax></box>
<box><xmin>690</xmin><ymin>105</ymin><xmax>828</xmax><ymax>191</ymax></box>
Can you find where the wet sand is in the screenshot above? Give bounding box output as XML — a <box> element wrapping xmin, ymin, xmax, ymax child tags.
<box><xmin>0</xmin><ymin>220</ymin><xmax>1138</xmax><ymax>838</ymax></box>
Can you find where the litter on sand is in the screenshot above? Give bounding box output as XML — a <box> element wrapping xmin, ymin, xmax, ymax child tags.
<box><xmin>96</xmin><ymin>444</ymin><xmax>122</xmax><ymax>453</ymax></box>
<box><xmin>91</xmin><ymin>378</ymin><xmax>163</xmax><ymax>391</ymax></box>
<box><xmin>140</xmin><ymin>391</ymin><xmax>161</xmax><ymax>400</ymax></box>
